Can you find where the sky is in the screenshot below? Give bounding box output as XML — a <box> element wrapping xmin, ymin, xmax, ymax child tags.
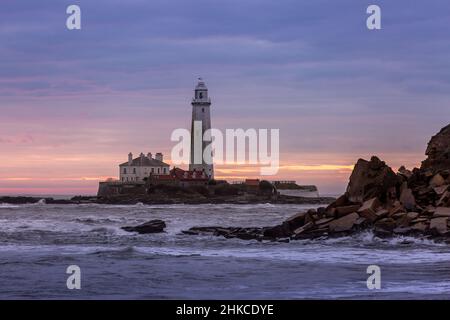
<box><xmin>1</xmin><ymin>0</ymin><xmax>450</xmax><ymax>196</ymax></box>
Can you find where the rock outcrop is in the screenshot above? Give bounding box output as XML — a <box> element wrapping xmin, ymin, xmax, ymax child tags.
<box><xmin>183</xmin><ymin>124</ymin><xmax>450</xmax><ymax>242</ymax></box>
<box><xmin>421</xmin><ymin>124</ymin><xmax>450</xmax><ymax>173</ymax></box>
<box><xmin>346</xmin><ymin>156</ymin><xmax>399</xmax><ymax>203</ymax></box>
<box><xmin>122</xmin><ymin>220</ymin><xmax>166</xmax><ymax>234</ymax></box>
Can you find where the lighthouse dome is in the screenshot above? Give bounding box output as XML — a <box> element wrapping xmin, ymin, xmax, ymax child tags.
<box><xmin>195</xmin><ymin>78</ymin><xmax>207</xmax><ymax>90</ymax></box>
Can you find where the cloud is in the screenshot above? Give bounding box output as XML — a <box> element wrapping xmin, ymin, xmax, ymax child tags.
<box><xmin>1</xmin><ymin>0</ymin><xmax>449</xmax><ymax>194</ymax></box>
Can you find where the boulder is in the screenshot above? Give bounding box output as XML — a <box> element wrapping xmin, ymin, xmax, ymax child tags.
<box><xmin>398</xmin><ymin>166</ymin><xmax>413</xmax><ymax>179</ymax></box>
<box><xmin>433</xmin><ymin>207</ymin><xmax>450</xmax><ymax>218</ymax></box>
<box><xmin>395</xmin><ymin>215</ymin><xmax>411</xmax><ymax>227</ymax></box>
<box><xmin>395</xmin><ymin>212</ymin><xmax>419</xmax><ymax>227</ymax></box>
<box><xmin>393</xmin><ymin>227</ymin><xmax>413</xmax><ymax>235</ymax></box>
<box><xmin>264</xmin><ymin>224</ymin><xmax>291</xmax><ymax>238</ymax></box>
<box><xmin>122</xmin><ymin>219</ymin><xmax>166</xmax><ymax>234</ymax></box>
<box><xmin>314</xmin><ymin>217</ymin><xmax>334</xmax><ymax>226</ymax></box>
<box><xmin>325</xmin><ymin>194</ymin><xmax>352</xmax><ymax>217</ymax></box>
<box><xmin>374</xmin><ymin>209</ymin><xmax>389</xmax><ymax>220</ymax></box>
<box><xmin>430</xmin><ymin>174</ymin><xmax>446</xmax><ymax>188</ymax></box>
<box><xmin>354</xmin><ymin>217</ymin><xmax>368</xmax><ymax>227</ymax></box>
<box><xmin>184</xmin><ymin>226</ymin><xmax>265</xmax><ymax>241</ymax></box>
<box><xmin>430</xmin><ymin>217</ymin><xmax>448</xmax><ymax>235</ymax></box>
<box><xmin>374</xmin><ymin>218</ymin><xmax>396</xmax><ymax>232</ymax></box>
<box><xmin>325</xmin><ymin>194</ymin><xmax>350</xmax><ymax>209</ymax></box>
<box><xmin>411</xmin><ymin>217</ymin><xmax>428</xmax><ymax>223</ymax></box>
<box><xmin>411</xmin><ymin>222</ymin><xmax>428</xmax><ymax>232</ymax></box>
<box><xmin>235</xmin><ymin>231</ymin><xmax>259</xmax><ymax>241</ymax></box>
<box><xmin>388</xmin><ymin>201</ymin><xmax>406</xmax><ymax>216</ymax></box>
<box><xmin>421</xmin><ymin>124</ymin><xmax>450</xmax><ymax>173</ymax></box>
<box><xmin>434</xmin><ymin>185</ymin><xmax>449</xmax><ymax>196</ymax></box>
<box><xmin>293</xmin><ymin>221</ymin><xmax>314</xmax><ymax>235</ymax></box>
<box><xmin>346</xmin><ymin>156</ymin><xmax>399</xmax><ymax>203</ymax></box>
<box><xmin>407</xmin><ymin>212</ymin><xmax>420</xmax><ymax>220</ymax></box>
<box><xmin>437</xmin><ymin>191</ymin><xmax>450</xmax><ymax>207</ymax></box>
<box><xmin>283</xmin><ymin>212</ymin><xmax>308</xmax><ymax>230</ymax></box>
<box><xmin>335</xmin><ymin>205</ymin><xmax>361</xmax><ymax>218</ymax></box>
<box><xmin>391</xmin><ymin>212</ymin><xmax>407</xmax><ymax>219</ymax></box>
<box><xmin>399</xmin><ymin>187</ymin><xmax>416</xmax><ymax>211</ymax></box>
<box><xmin>328</xmin><ymin>212</ymin><xmax>359</xmax><ymax>233</ymax></box>
<box><xmin>357</xmin><ymin>197</ymin><xmax>381</xmax><ymax>222</ymax></box>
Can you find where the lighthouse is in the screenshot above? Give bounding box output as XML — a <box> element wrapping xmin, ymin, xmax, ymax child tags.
<box><xmin>189</xmin><ymin>78</ymin><xmax>214</xmax><ymax>179</ymax></box>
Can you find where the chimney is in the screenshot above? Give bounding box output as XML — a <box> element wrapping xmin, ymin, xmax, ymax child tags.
<box><xmin>147</xmin><ymin>152</ymin><xmax>153</xmax><ymax>159</ymax></box>
<box><xmin>155</xmin><ymin>152</ymin><xmax>163</xmax><ymax>162</ymax></box>
<box><xmin>128</xmin><ymin>152</ymin><xmax>133</xmax><ymax>165</ymax></box>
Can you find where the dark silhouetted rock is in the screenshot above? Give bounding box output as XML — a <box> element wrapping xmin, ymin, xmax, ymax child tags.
<box><xmin>375</xmin><ymin>218</ymin><xmax>396</xmax><ymax>231</ymax></box>
<box><xmin>293</xmin><ymin>221</ymin><xmax>314</xmax><ymax>235</ymax></box>
<box><xmin>430</xmin><ymin>217</ymin><xmax>448</xmax><ymax>235</ymax></box>
<box><xmin>283</xmin><ymin>212</ymin><xmax>308</xmax><ymax>231</ymax></box>
<box><xmin>263</xmin><ymin>224</ymin><xmax>291</xmax><ymax>238</ymax></box>
<box><xmin>357</xmin><ymin>197</ymin><xmax>381</xmax><ymax>222</ymax></box>
<box><xmin>421</xmin><ymin>124</ymin><xmax>450</xmax><ymax>173</ymax></box>
<box><xmin>335</xmin><ymin>205</ymin><xmax>361</xmax><ymax>218</ymax></box>
<box><xmin>400</xmin><ymin>187</ymin><xmax>416</xmax><ymax>211</ymax></box>
<box><xmin>328</xmin><ymin>212</ymin><xmax>359</xmax><ymax>233</ymax></box>
<box><xmin>433</xmin><ymin>207</ymin><xmax>450</xmax><ymax>218</ymax></box>
<box><xmin>346</xmin><ymin>156</ymin><xmax>399</xmax><ymax>203</ymax></box>
<box><xmin>122</xmin><ymin>219</ymin><xmax>166</xmax><ymax>234</ymax></box>
<box><xmin>398</xmin><ymin>166</ymin><xmax>413</xmax><ymax>179</ymax></box>
<box><xmin>437</xmin><ymin>191</ymin><xmax>450</xmax><ymax>207</ymax></box>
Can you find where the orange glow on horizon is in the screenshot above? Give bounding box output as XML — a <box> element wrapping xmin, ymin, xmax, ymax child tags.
<box><xmin>0</xmin><ymin>147</ymin><xmax>424</xmax><ymax>195</ymax></box>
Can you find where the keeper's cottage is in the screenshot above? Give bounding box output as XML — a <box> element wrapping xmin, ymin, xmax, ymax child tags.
<box><xmin>119</xmin><ymin>152</ymin><xmax>170</xmax><ymax>182</ymax></box>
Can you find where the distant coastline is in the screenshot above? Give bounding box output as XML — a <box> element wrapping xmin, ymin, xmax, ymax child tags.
<box><xmin>0</xmin><ymin>194</ymin><xmax>335</xmax><ymax>206</ymax></box>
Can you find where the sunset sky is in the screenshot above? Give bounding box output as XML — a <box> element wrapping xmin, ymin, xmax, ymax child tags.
<box><xmin>1</xmin><ymin>0</ymin><xmax>450</xmax><ymax>196</ymax></box>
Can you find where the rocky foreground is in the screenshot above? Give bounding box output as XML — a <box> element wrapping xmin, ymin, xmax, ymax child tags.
<box><xmin>180</xmin><ymin>124</ymin><xmax>450</xmax><ymax>242</ymax></box>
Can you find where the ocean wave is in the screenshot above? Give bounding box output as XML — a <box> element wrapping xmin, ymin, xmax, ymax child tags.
<box><xmin>31</xmin><ymin>199</ymin><xmax>47</xmax><ymax>206</ymax></box>
<box><xmin>294</xmin><ymin>231</ymin><xmax>446</xmax><ymax>247</ymax></box>
<box><xmin>0</xmin><ymin>203</ymin><xmax>20</xmax><ymax>209</ymax></box>
<box><xmin>89</xmin><ymin>245</ymin><xmax>137</xmax><ymax>255</ymax></box>
<box><xmin>74</xmin><ymin>217</ymin><xmax>124</xmax><ymax>224</ymax></box>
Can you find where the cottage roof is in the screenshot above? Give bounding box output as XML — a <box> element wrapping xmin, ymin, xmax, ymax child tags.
<box><xmin>120</xmin><ymin>156</ymin><xmax>169</xmax><ymax>167</ymax></box>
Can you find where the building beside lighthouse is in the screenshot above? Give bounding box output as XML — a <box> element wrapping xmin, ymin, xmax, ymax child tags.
<box><xmin>189</xmin><ymin>78</ymin><xmax>214</xmax><ymax>179</ymax></box>
<box><xmin>119</xmin><ymin>152</ymin><xmax>170</xmax><ymax>182</ymax></box>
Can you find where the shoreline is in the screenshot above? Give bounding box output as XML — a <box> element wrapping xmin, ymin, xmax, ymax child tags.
<box><xmin>0</xmin><ymin>195</ymin><xmax>335</xmax><ymax>206</ymax></box>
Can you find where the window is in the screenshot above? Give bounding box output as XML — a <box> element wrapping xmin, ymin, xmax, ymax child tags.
<box><xmin>151</xmin><ymin>168</ymin><xmax>154</xmax><ymax>173</ymax></box>
<box><xmin>123</xmin><ymin>168</ymin><xmax>127</xmax><ymax>174</ymax></box>
<box><xmin>202</xmin><ymin>108</ymin><xmax>204</xmax><ymax>112</ymax></box>
<box><xmin>133</xmin><ymin>168</ymin><xmax>136</xmax><ymax>174</ymax></box>
<box><xmin>122</xmin><ymin>177</ymin><xmax>124</xmax><ymax>182</ymax></box>
<box><xmin>199</xmin><ymin>92</ymin><xmax>203</xmax><ymax>99</ymax></box>
<box><xmin>157</xmin><ymin>168</ymin><xmax>160</xmax><ymax>174</ymax></box>
<box><xmin>163</xmin><ymin>168</ymin><xmax>167</xmax><ymax>174</ymax></box>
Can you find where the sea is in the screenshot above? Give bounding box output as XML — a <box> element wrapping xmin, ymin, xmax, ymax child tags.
<box><xmin>1</xmin><ymin>200</ymin><xmax>450</xmax><ymax>299</ymax></box>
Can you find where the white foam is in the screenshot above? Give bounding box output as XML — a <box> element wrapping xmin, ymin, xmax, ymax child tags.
<box><xmin>0</xmin><ymin>203</ymin><xmax>20</xmax><ymax>209</ymax></box>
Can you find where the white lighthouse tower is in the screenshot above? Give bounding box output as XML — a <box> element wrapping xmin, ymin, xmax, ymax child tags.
<box><xmin>189</xmin><ymin>78</ymin><xmax>214</xmax><ymax>179</ymax></box>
